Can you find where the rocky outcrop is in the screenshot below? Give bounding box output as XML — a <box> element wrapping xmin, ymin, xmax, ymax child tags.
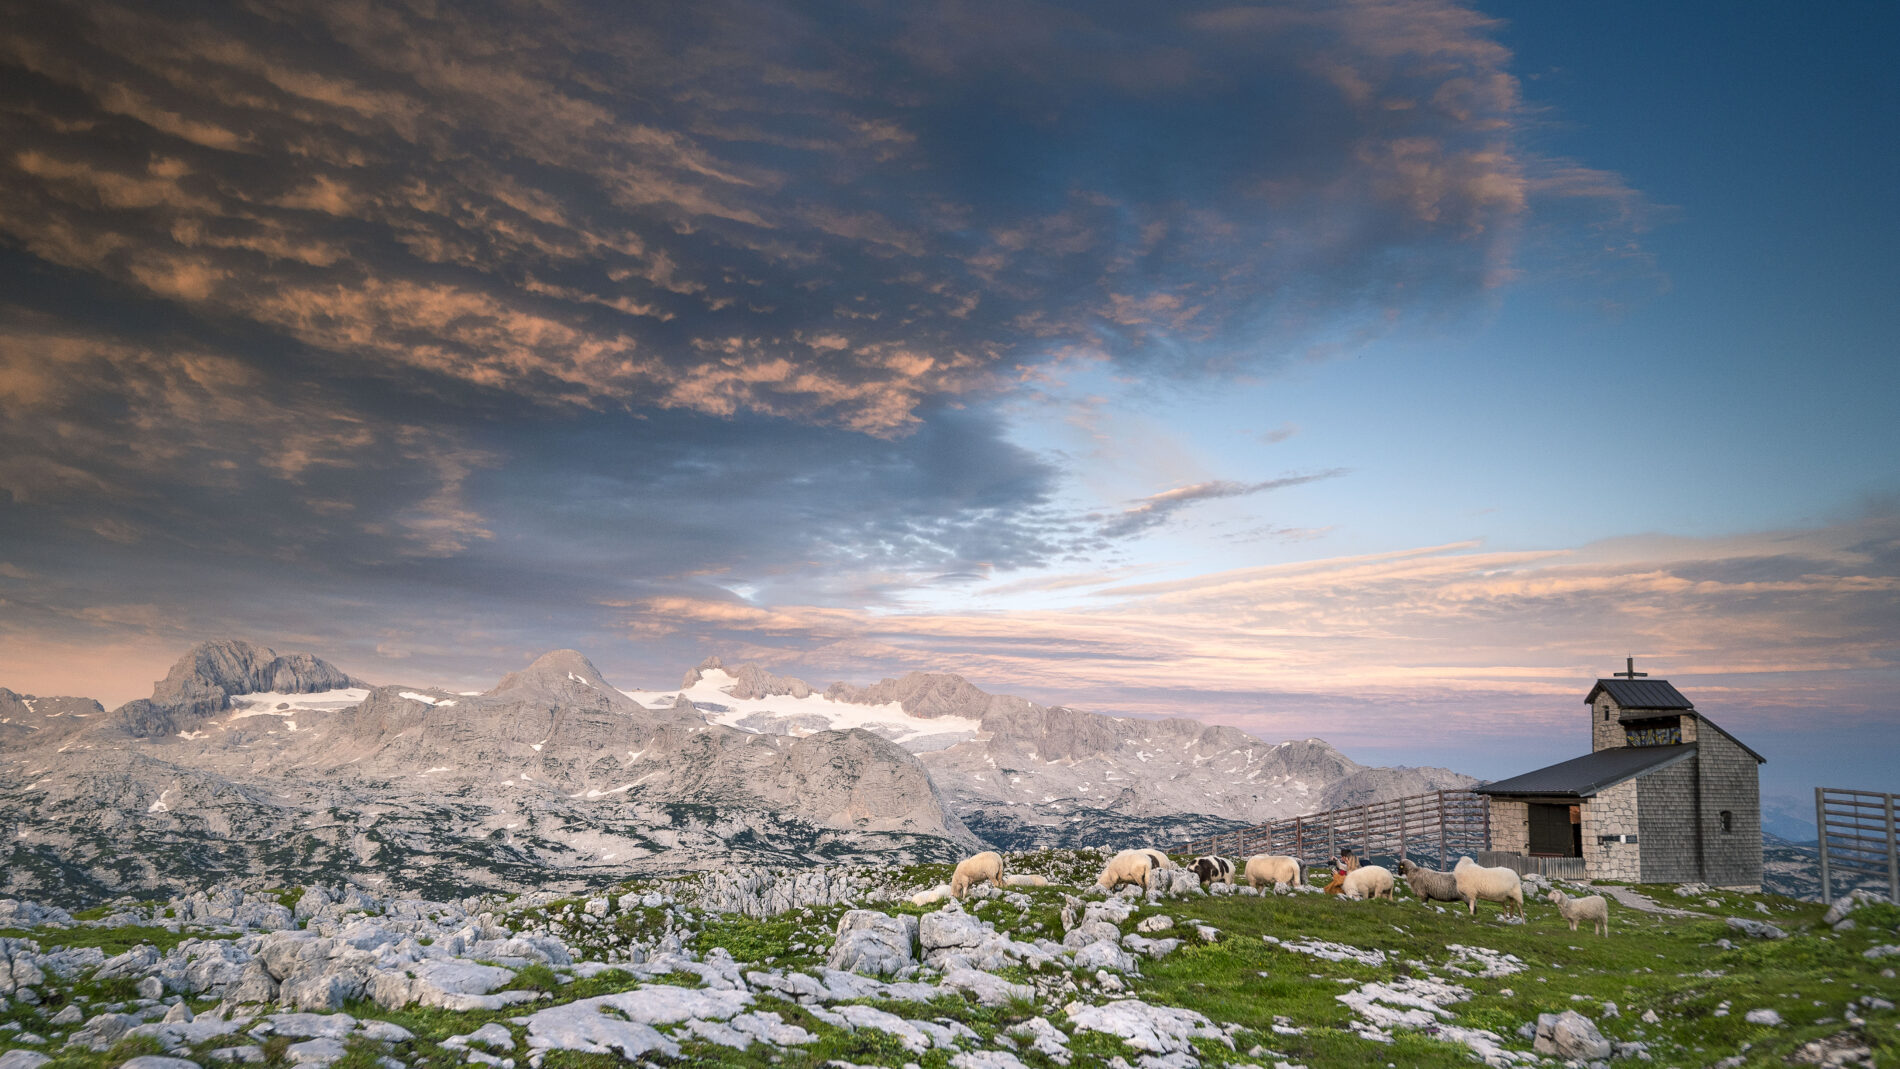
<box><xmin>685</xmin><ymin>657</ymin><xmax>812</xmax><ymax>700</ymax></box>
<box><xmin>0</xmin><ymin>688</ymin><xmax>104</xmax><ymax>749</ymax></box>
<box><xmin>103</xmin><ymin>640</ymin><xmax>363</xmax><ymax>738</ymax></box>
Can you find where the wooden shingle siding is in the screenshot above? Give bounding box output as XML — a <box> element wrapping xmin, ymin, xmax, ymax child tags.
<box><xmin>1638</xmin><ymin>757</ymin><xmax>1702</xmax><ymax>883</ymax></box>
<box><xmin>1696</xmin><ymin>725</ymin><xmax>1763</xmax><ymax>889</ymax></box>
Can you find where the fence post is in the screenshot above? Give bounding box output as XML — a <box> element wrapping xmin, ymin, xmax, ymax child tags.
<box><xmin>1815</xmin><ymin>787</ymin><xmax>1831</xmax><ymax>905</ymax></box>
<box><xmin>1887</xmin><ymin>792</ymin><xmax>1898</xmax><ymax>905</ymax></box>
<box><xmin>1398</xmin><ymin>800</ymin><xmax>1408</xmax><ymax>863</ymax></box>
<box><xmin>1437</xmin><ymin>791</ymin><xmax>1448</xmax><ymax>865</ymax></box>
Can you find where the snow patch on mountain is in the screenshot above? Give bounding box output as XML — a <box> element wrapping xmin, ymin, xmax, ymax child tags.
<box><xmin>621</xmin><ymin>668</ymin><xmax>984</xmax><ymax>753</ymax></box>
<box><xmin>226</xmin><ymin>688</ymin><xmax>373</xmax><ymax>719</ymax></box>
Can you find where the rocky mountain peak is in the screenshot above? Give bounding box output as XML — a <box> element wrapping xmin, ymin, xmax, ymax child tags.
<box><xmin>488</xmin><ymin>649</ymin><xmax>634</xmax><ymax>710</ymax></box>
<box><xmin>681</xmin><ymin>655</ymin><xmax>725</xmax><ymax>689</ymax></box>
<box><xmin>824</xmin><ymin>671</ymin><xmax>994</xmax><ymax>720</ymax></box>
<box><xmin>104</xmin><ymin>638</ymin><xmax>362</xmax><ymax>738</ymax></box>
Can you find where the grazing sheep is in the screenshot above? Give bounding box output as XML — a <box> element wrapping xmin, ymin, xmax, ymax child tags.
<box><xmin>950</xmin><ymin>850</ymin><xmax>1006</xmax><ymax>898</ymax></box>
<box><xmin>1191</xmin><ymin>855</ymin><xmax>1235</xmax><ymax>887</ymax></box>
<box><xmin>909</xmin><ymin>884</ymin><xmax>952</xmax><ymax>906</ymax></box>
<box><xmin>1244</xmin><ymin>854</ymin><xmax>1304</xmax><ymax>889</ymax></box>
<box><xmin>1003</xmin><ymin>874</ymin><xmax>1048</xmax><ymax>888</ymax></box>
<box><xmin>1397</xmin><ymin>859</ymin><xmax>1463</xmax><ymax>903</ymax></box>
<box><xmin>1547</xmin><ymin>889</ymin><xmax>1610</xmax><ymax>935</ymax></box>
<box><xmin>1324</xmin><ymin>864</ymin><xmax>1395</xmax><ymax>901</ymax></box>
<box><xmin>1097</xmin><ymin>849</ymin><xmax>1160</xmax><ymax>893</ymax></box>
<box><xmin>1452</xmin><ymin>856</ymin><xmax>1524</xmax><ymax>918</ymax></box>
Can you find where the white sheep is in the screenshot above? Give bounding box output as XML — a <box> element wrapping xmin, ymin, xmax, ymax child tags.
<box><xmin>1097</xmin><ymin>849</ymin><xmax>1160</xmax><ymax>892</ymax></box>
<box><xmin>1452</xmin><ymin>856</ymin><xmax>1524</xmax><ymax>918</ymax></box>
<box><xmin>1002</xmin><ymin>874</ymin><xmax>1048</xmax><ymax>888</ymax></box>
<box><xmin>950</xmin><ymin>850</ymin><xmax>1006</xmax><ymax>898</ymax></box>
<box><xmin>1324</xmin><ymin>864</ymin><xmax>1395</xmax><ymax>900</ymax></box>
<box><xmin>1547</xmin><ymin>889</ymin><xmax>1610</xmax><ymax>935</ymax></box>
<box><xmin>909</xmin><ymin>883</ymin><xmax>952</xmax><ymax>906</ymax></box>
<box><xmin>1396</xmin><ymin>859</ymin><xmax>1462</xmax><ymax>903</ymax></box>
<box><xmin>1244</xmin><ymin>854</ymin><xmax>1304</xmax><ymax>889</ymax></box>
<box><xmin>1191</xmin><ymin>855</ymin><xmax>1235</xmax><ymax>887</ymax></box>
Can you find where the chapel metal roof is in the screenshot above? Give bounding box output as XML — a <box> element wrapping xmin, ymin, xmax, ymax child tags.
<box><xmin>1474</xmin><ymin>743</ymin><xmax>1697</xmax><ymax>798</ymax></box>
<box><xmin>1583</xmin><ymin>678</ymin><xmax>1694</xmax><ymax>710</ymax></box>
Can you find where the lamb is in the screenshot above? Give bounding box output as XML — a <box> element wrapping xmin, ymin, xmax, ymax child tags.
<box><xmin>1003</xmin><ymin>874</ymin><xmax>1048</xmax><ymax>888</ymax></box>
<box><xmin>1097</xmin><ymin>849</ymin><xmax>1162</xmax><ymax>893</ymax></box>
<box><xmin>950</xmin><ymin>850</ymin><xmax>1006</xmax><ymax>898</ymax></box>
<box><xmin>1397</xmin><ymin>859</ymin><xmax>1463</xmax><ymax>903</ymax></box>
<box><xmin>1191</xmin><ymin>855</ymin><xmax>1235</xmax><ymax>887</ymax></box>
<box><xmin>909</xmin><ymin>884</ymin><xmax>952</xmax><ymax>906</ymax></box>
<box><xmin>1547</xmin><ymin>889</ymin><xmax>1610</xmax><ymax>935</ymax></box>
<box><xmin>1324</xmin><ymin>864</ymin><xmax>1395</xmax><ymax>900</ymax></box>
<box><xmin>1452</xmin><ymin>856</ymin><xmax>1524</xmax><ymax>918</ymax></box>
<box><xmin>1244</xmin><ymin>854</ymin><xmax>1304</xmax><ymax>889</ymax></box>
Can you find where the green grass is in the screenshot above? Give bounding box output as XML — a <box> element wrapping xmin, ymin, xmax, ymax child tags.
<box><xmin>0</xmin><ymin>923</ymin><xmax>232</xmax><ymax>956</ymax></box>
<box><xmin>2</xmin><ymin>854</ymin><xmax>1896</xmax><ymax>1069</ymax></box>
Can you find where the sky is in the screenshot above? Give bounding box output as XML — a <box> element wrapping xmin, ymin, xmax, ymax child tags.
<box><xmin>1</xmin><ymin>0</ymin><xmax>1895</xmax><ymax>834</ymax></box>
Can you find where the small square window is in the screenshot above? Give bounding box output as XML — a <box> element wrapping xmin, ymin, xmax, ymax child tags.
<box><xmin>1720</xmin><ymin>810</ymin><xmax>1733</xmax><ymax>833</ymax></box>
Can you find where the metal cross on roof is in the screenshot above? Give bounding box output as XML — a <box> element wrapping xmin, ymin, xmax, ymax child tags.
<box><xmin>1614</xmin><ymin>656</ymin><xmax>1648</xmax><ymax>680</ymax></box>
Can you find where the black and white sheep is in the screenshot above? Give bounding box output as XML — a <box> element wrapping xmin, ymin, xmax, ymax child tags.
<box><xmin>1191</xmin><ymin>855</ymin><xmax>1236</xmax><ymax>887</ymax></box>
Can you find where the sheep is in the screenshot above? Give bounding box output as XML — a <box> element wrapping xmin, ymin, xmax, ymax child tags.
<box><xmin>1191</xmin><ymin>855</ymin><xmax>1235</xmax><ymax>887</ymax></box>
<box><xmin>1097</xmin><ymin>849</ymin><xmax>1161</xmax><ymax>893</ymax></box>
<box><xmin>1003</xmin><ymin>874</ymin><xmax>1048</xmax><ymax>888</ymax></box>
<box><xmin>909</xmin><ymin>883</ymin><xmax>952</xmax><ymax>906</ymax></box>
<box><xmin>1547</xmin><ymin>889</ymin><xmax>1610</xmax><ymax>935</ymax></box>
<box><xmin>1452</xmin><ymin>856</ymin><xmax>1524</xmax><ymax>918</ymax></box>
<box><xmin>1244</xmin><ymin>854</ymin><xmax>1304</xmax><ymax>889</ymax></box>
<box><xmin>1397</xmin><ymin>859</ymin><xmax>1463</xmax><ymax>903</ymax></box>
<box><xmin>950</xmin><ymin>850</ymin><xmax>1006</xmax><ymax>898</ymax></box>
<box><xmin>1323</xmin><ymin>864</ymin><xmax>1395</xmax><ymax>901</ymax></box>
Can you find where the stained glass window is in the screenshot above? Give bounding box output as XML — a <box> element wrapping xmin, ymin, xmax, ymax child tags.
<box><xmin>1625</xmin><ymin>723</ymin><xmax>1681</xmax><ymax>747</ymax></box>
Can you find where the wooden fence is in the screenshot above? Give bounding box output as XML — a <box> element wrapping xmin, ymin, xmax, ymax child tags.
<box><xmin>1816</xmin><ymin>787</ymin><xmax>1899</xmax><ymax>903</ymax></box>
<box><xmin>1173</xmin><ymin>789</ymin><xmax>1489</xmax><ymax>867</ymax></box>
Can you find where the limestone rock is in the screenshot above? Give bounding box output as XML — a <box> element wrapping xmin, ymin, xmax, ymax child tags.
<box><xmin>1531</xmin><ymin>1010</ymin><xmax>1611</xmax><ymax>1061</ymax></box>
<box><xmin>1726</xmin><ymin>917</ymin><xmax>1786</xmax><ymax>940</ymax></box>
<box><xmin>827</xmin><ymin>910</ymin><xmax>918</xmax><ymax>977</ymax></box>
<box><xmin>1823</xmin><ymin>889</ymin><xmax>1888</xmax><ymax>926</ymax></box>
<box><xmin>117</xmin><ymin>1058</ymin><xmax>204</xmax><ymax>1069</ymax></box>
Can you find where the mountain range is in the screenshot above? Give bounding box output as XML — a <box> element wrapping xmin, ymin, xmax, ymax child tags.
<box><xmin>0</xmin><ymin>640</ymin><xmax>1474</xmax><ymax>905</ymax></box>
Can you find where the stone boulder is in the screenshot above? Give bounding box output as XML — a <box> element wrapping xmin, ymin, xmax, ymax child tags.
<box><xmin>1531</xmin><ymin>1010</ymin><xmax>1612</xmax><ymax>1061</ymax></box>
<box><xmin>827</xmin><ymin>911</ymin><xmax>918</xmax><ymax>977</ymax></box>
<box><xmin>1726</xmin><ymin>917</ymin><xmax>1787</xmax><ymax>940</ymax></box>
<box><xmin>919</xmin><ymin>907</ymin><xmax>992</xmax><ymax>961</ymax></box>
<box><xmin>279</xmin><ymin>971</ymin><xmax>363</xmax><ymax>1012</ymax></box>
<box><xmin>1823</xmin><ymin>889</ymin><xmax>1889</xmax><ymax>926</ymax></box>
